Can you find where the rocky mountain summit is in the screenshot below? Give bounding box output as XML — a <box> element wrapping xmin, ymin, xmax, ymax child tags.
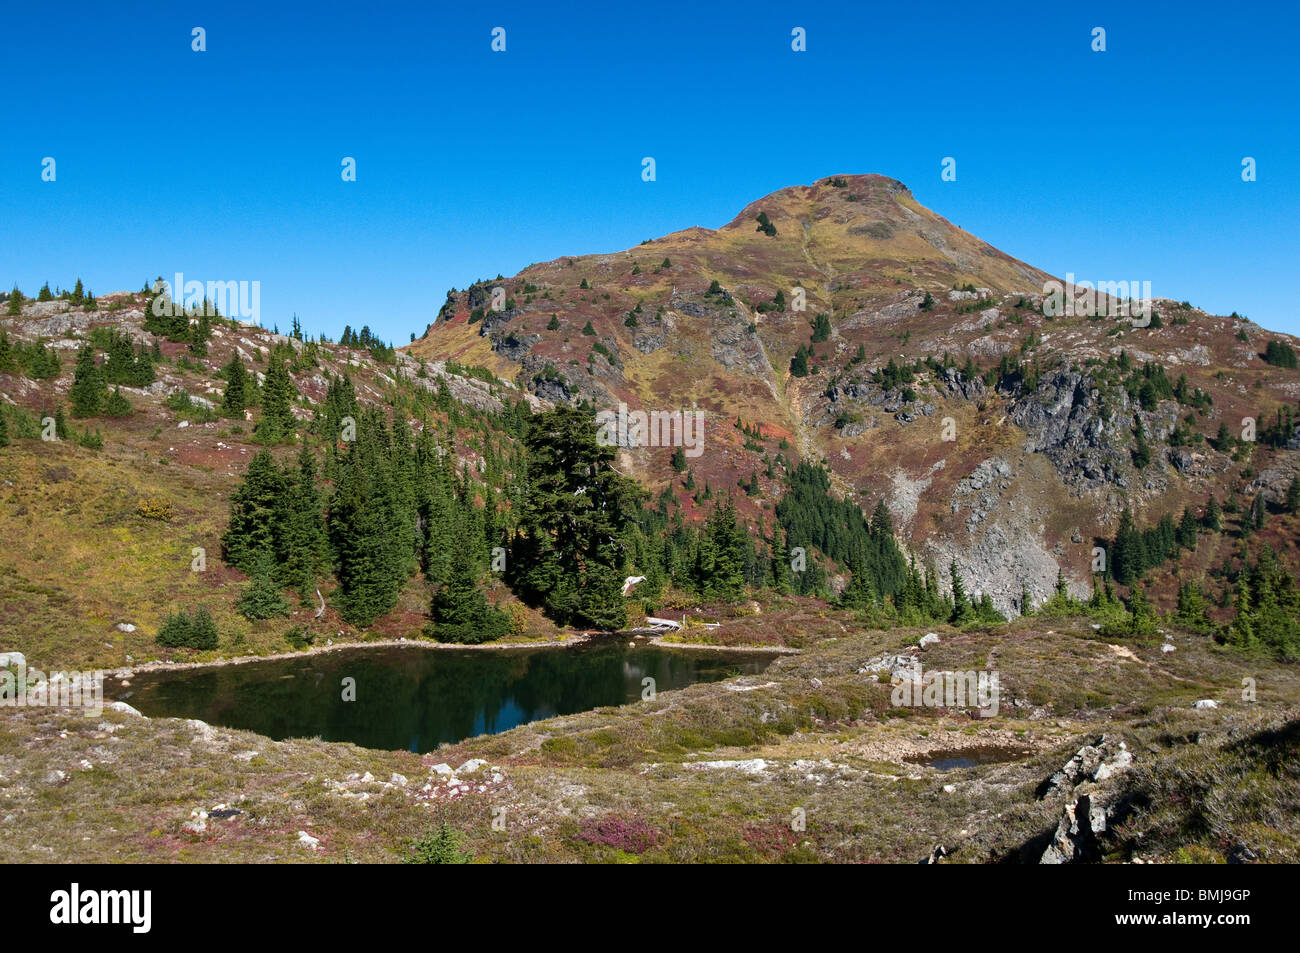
<box><xmin>410</xmin><ymin>174</ymin><xmax>1300</xmax><ymax>613</ymax></box>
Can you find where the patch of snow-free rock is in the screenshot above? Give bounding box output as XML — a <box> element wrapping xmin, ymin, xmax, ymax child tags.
<box><xmin>687</xmin><ymin>758</ymin><xmax>769</xmax><ymax>775</ymax></box>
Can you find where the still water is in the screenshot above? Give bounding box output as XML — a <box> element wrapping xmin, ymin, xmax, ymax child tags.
<box><xmin>114</xmin><ymin>641</ymin><xmax>775</xmax><ymax>753</ymax></box>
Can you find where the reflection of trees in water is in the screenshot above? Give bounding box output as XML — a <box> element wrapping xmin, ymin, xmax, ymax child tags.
<box><xmin>123</xmin><ymin>645</ymin><xmax>771</xmax><ymax>752</ymax></box>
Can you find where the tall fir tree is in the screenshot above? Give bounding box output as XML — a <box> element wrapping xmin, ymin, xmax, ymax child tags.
<box><xmin>221</xmin><ymin>450</ymin><xmax>288</xmax><ymax>572</ymax></box>
<box><xmin>512</xmin><ymin>405</ymin><xmax>644</xmax><ymax>628</ymax></box>
<box><xmin>328</xmin><ymin>414</ymin><xmax>409</xmax><ymax>625</ymax></box>
<box><xmin>279</xmin><ymin>444</ymin><xmax>329</xmax><ymax>600</ymax></box>
<box><xmin>69</xmin><ymin>346</ymin><xmax>106</xmax><ymax>417</ymax></box>
<box><xmin>222</xmin><ymin>353</ymin><xmax>249</xmax><ymax>417</ymax></box>
<box><xmin>256</xmin><ymin>356</ymin><xmax>297</xmax><ymax>441</ymax></box>
<box><xmin>949</xmin><ymin>562</ymin><xmax>973</xmax><ymax>624</ymax></box>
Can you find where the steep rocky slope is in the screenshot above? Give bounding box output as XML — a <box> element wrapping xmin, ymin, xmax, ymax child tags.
<box><xmin>410</xmin><ymin>174</ymin><xmax>1300</xmax><ymax>612</ymax></box>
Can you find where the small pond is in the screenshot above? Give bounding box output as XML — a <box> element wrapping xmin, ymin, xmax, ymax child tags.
<box><xmin>111</xmin><ymin>641</ymin><xmax>775</xmax><ymax>753</ymax></box>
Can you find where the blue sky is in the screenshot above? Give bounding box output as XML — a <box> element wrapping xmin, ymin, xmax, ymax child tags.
<box><xmin>2</xmin><ymin>0</ymin><xmax>1297</xmax><ymax>342</ymax></box>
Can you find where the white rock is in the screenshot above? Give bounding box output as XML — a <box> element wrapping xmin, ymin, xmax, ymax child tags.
<box><xmin>688</xmin><ymin>758</ymin><xmax>769</xmax><ymax>775</ymax></box>
<box><xmin>1092</xmin><ymin>744</ymin><xmax>1133</xmax><ymax>781</ymax></box>
<box><xmin>430</xmin><ymin>763</ymin><xmax>454</xmax><ymax>776</ymax></box>
<box><xmin>108</xmin><ymin>701</ymin><xmax>143</xmax><ymax>717</ymax></box>
<box><xmin>390</xmin><ymin>773</ymin><xmax>408</xmax><ymax>788</ymax></box>
<box><xmin>919</xmin><ymin>633</ymin><xmax>941</xmax><ymax>647</ymax></box>
<box><xmin>177</xmin><ymin>420</ymin><xmax>189</xmax><ymax>429</ymax></box>
<box><xmin>1161</xmin><ymin>643</ymin><xmax>1175</xmax><ymax>653</ymax></box>
<box><xmin>297</xmin><ymin>831</ymin><xmax>321</xmax><ymax>850</ymax></box>
<box><xmin>115</xmin><ymin>623</ymin><xmax>137</xmax><ymax>633</ymax></box>
<box><xmin>0</xmin><ymin>652</ymin><xmax>26</xmax><ymax>668</ymax></box>
<box><xmin>186</xmin><ymin>718</ymin><xmax>218</xmax><ymax>741</ymax></box>
<box><xmin>458</xmin><ymin>759</ymin><xmax>488</xmax><ymax>775</ymax></box>
<box><xmin>1193</xmin><ymin>699</ymin><xmax>1219</xmax><ymax>710</ymax></box>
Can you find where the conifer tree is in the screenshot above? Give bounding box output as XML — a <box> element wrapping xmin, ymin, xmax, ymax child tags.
<box><xmin>256</xmin><ymin>357</ymin><xmax>296</xmax><ymax>442</ymax></box>
<box><xmin>1250</xmin><ymin>492</ymin><xmax>1267</xmax><ymax>531</ymax></box>
<box><xmin>1203</xmin><ymin>496</ymin><xmax>1222</xmax><ymax>532</ymax></box>
<box><xmin>328</xmin><ymin>417</ymin><xmax>408</xmax><ymax>626</ymax></box>
<box><xmin>69</xmin><ymin>346</ymin><xmax>106</xmax><ymax>417</ymax></box>
<box><xmin>421</xmin><ymin>470</ymin><xmax>458</xmax><ymax>585</ymax></box>
<box><xmin>189</xmin><ymin>308</ymin><xmax>211</xmax><ymax>356</ymax></box>
<box><xmin>237</xmin><ymin>554</ymin><xmax>291</xmax><ymax>620</ymax></box>
<box><xmin>1124</xmin><ymin>583</ymin><xmax>1158</xmax><ymax>637</ymax></box>
<box><xmin>1176</xmin><ymin>506</ymin><xmax>1199</xmax><ymax>550</ymax></box>
<box><xmin>1228</xmin><ymin>581</ymin><xmax>1257</xmax><ymax>650</ymax></box>
<box><xmin>104</xmin><ymin>387</ymin><xmax>132</xmax><ymax>417</ymax></box>
<box><xmin>698</xmin><ymin>497</ymin><xmax>747</xmax><ymax>600</ymax></box>
<box><xmin>789</xmin><ymin>345</ymin><xmax>809</xmax><ymax>377</ymax></box>
<box><xmin>1111</xmin><ymin>507</ymin><xmax>1145</xmax><ymax>584</ymax></box>
<box><xmin>1175</xmin><ymin>580</ymin><xmax>1212</xmax><ymax>630</ymax></box>
<box><xmin>279</xmin><ymin>444</ymin><xmax>329</xmax><ymax>600</ymax></box>
<box><xmin>771</xmin><ymin>524</ymin><xmax>790</xmax><ymax>593</ymax></box>
<box><xmin>839</xmin><ymin>553</ymin><xmax>876</xmax><ymax>609</ymax></box>
<box><xmin>585</xmin><ymin>563</ymin><xmax>633</xmax><ymax>630</ymax></box>
<box><xmin>428</xmin><ymin>528</ymin><xmax>510</xmax><ymax>642</ymax></box>
<box><xmin>949</xmin><ymin>561</ymin><xmax>973</xmax><ymax>624</ymax></box>
<box><xmin>222</xmin><ymin>353</ymin><xmax>249</xmax><ymax>417</ymax></box>
<box><xmin>513</xmin><ymin>405</ymin><xmax>644</xmax><ymax>626</ymax></box>
<box><xmin>221</xmin><ymin>450</ymin><xmax>288</xmax><ymax>572</ymax></box>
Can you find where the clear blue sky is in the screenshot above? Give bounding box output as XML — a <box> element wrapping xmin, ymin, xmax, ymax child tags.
<box><xmin>3</xmin><ymin>0</ymin><xmax>1297</xmax><ymax>342</ymax></box>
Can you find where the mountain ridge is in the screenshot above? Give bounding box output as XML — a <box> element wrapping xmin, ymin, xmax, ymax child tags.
<box><xmin>409</xmin><ymin>173</ymin><xmax>1300</xmax><ymax>613</ymax></box>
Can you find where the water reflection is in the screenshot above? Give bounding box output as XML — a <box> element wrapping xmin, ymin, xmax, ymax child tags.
<box><xmin>114</xmin><ymin>641</ymin><xmax>773</xmax><ymax>753</ymax></box>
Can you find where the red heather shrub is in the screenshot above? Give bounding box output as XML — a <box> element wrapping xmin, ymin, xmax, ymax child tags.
<box><xmin>577</xmin><ymin>816</ymin><xmax>661</xmax><ymax>854</ymax></box>
<box><xmin>743</xmin><ymin>821</ymin><xmax>799</xmax><ymax>856</ymax></box>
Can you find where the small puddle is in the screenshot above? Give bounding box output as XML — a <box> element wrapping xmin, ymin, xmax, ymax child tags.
<box><xmin>907</xmin><ymin>745</ymin><xmax>1029</xmax><ymax>771</ymax></box>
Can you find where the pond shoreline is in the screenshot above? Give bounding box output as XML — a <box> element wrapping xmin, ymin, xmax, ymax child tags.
<box><xmin>113</xmin><ymin>630</ymin><xmax>798</xmax><ymax>678</ymax></box>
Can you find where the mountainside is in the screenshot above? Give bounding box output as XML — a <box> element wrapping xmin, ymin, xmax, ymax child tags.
<box><xmin>0</xmin><ymin>289</ymin><xmax>551</xmax><ymax>667</ymax></box>
<box><xmin>5</xmin><ymin>173</ymin><xmax>1300</xmax><ymax>666</ymax></box>
<box><xmin>4</xmin><ymin>175</ymin><xmax>1300</xmax><ymax>867</ymax></box>
<box><xmin>410</xmin><ymin>173</ymin><xmax>1300</xmax><ymax>614</ymax></box>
